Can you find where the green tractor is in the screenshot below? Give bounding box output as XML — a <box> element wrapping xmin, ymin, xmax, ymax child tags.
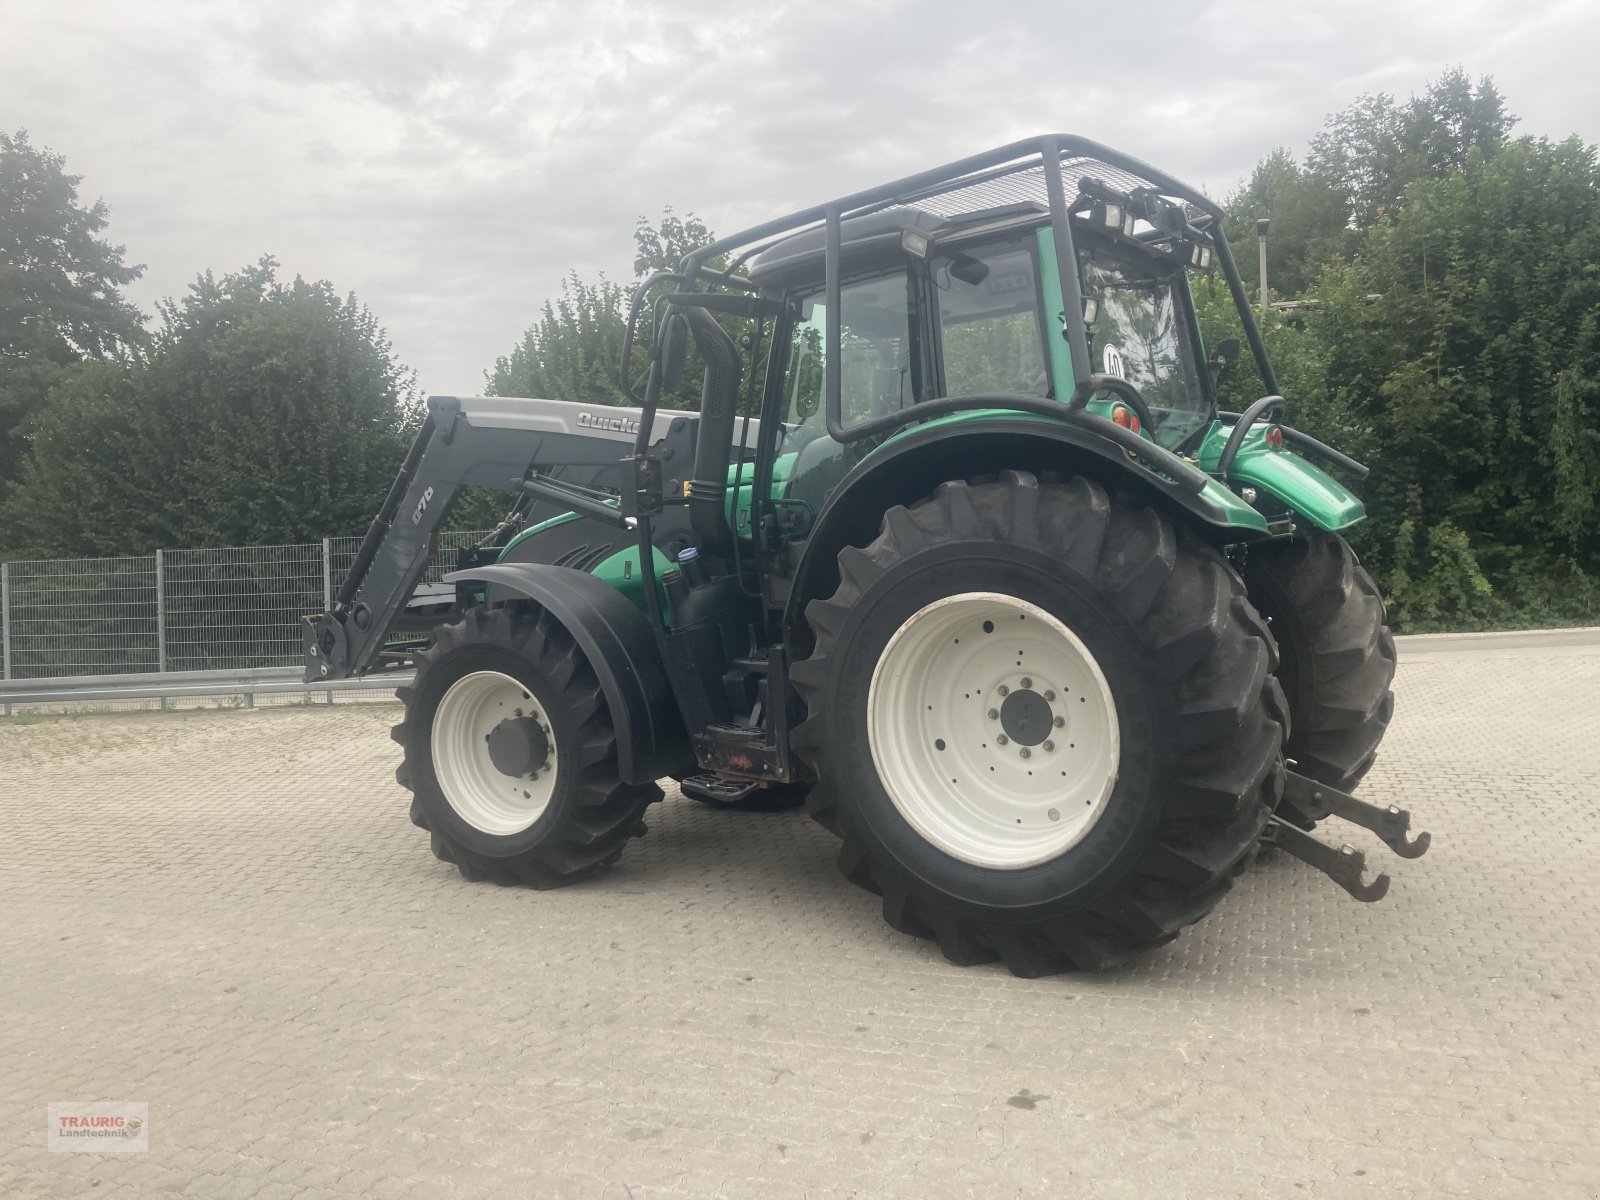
<box><xmin>305</xmin><ymin>135</ymin><xmax>1427</xmax><ymax>976</ymax></box>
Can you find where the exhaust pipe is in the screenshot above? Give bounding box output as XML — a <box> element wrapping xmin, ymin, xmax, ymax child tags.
<box><xmin>682</xmin><ymin>306</ymin><xmax>742</xmax><ymax>559</ymax></box>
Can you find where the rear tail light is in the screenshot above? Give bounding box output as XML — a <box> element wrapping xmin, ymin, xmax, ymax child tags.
<box><xmin>1265</xmin><ymin>425</ymin><xmax>1284</xmax><ymax>449</ymax></box>
<box><xmin>1111</xmin><ymin>405</ymin><xmax>1142</xmax><ymax>435</ymax></box>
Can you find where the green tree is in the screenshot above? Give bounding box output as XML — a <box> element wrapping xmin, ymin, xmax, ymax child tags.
<box><xmin>1306</xmin><ymin>68</ymin><xmax>1515</xmax><ymax>232</ymax></box>
<box><xmin>632</xmin><ymin>209</ymin><xmax>718</xmax><ymax>278</ymax></box>
<box><xmin>486</xmin><ymin>209</ymin><xmax>722</xmax><ymax>406</ymax></box>
<box><xmin>1311</xmin><ymin>134</ymin><xmax>1600</xmax><ymax>623</ymax></box>
<box><xmin>0</xmin><ymin>258</ymin><xmax>418</xmax><ymax>557</ymax></box>
<box><xmin>1225</xmin><ymin>71</ymin><xmax>1517</xmax><ymax>302</ymax></box>
<box><xmin>1221</xmin><ymin>149</ymin><xmax>1352</xmax><ymax>297</ymax></box>
<box><xmin>0</xmin><ymin>130</ymin><xmax>146</xmax><ymax>489</ymax></box>
<box><xmin>483</xmin><ymin>271</ymin><xmax>636</xmax><ymax>405</ymax></box>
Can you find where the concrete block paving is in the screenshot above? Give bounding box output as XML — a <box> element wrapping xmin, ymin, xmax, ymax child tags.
<box><xmin>2</xmin><ymin>629</ymin><xmax>1597</xmax><ymax>1198</ymax></box>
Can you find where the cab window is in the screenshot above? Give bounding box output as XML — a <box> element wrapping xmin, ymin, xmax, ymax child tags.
<box><xmin>780</xmin><ymin>271</ymin><xmax>920</xmax><ymax>431</ymax></box>
<box><xmin>934</xmin><ymin>239</ymin><xmax>1048</xmax><ymax>398</ymax></box>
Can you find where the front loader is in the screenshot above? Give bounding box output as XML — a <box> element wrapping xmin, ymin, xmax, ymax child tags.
<box><xmin>305</xmin><ymin>135</ymin><xmax>1428</xmax><ymax>976</ymax></box>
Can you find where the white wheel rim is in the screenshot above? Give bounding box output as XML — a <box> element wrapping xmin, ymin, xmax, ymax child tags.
<box><xmin>431</xmin><ymin>670</ymin><xmax>558</xmax><ymax>836</ymax></box>
<box><xmin>867</xmin><ymin>592</ymin><xmax>1120</xmax><ymax>869</ymax></box>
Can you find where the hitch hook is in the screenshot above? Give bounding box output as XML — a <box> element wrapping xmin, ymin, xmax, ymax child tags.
<box><xmin>1282</xmin><ymin>772</ymin><xmax>1431</xmax><ymax>859</ymax></box>
<box><xmin>1268</xmin><ymin>818</ymin><xmax>1390</xmax><ymax>902</ymax></box>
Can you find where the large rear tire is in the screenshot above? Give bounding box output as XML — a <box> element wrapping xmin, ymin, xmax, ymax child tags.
<box><xmin>1242</xmin><ymin>530</ymin><xmax>1395</xmax><ymax>800</ymax></box>
<box><xmin>393</xmin><ymin>605</ymin><xmax>660</xmax><ymax>887</ymax></box>
<box><xmin>790</xmin><ymin>471</ymin><xmax>1287</xmax><ymax>976</ymax></box>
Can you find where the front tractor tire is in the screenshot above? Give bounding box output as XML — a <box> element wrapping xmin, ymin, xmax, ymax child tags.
<box><xmin>1242</xmin><ymin>530</ymin><xmax>1396</xmax><ymax>800</ymax></box>
<box><xmin>790</xmin><ymin>471</ymin><xmax>1287</xmax><ymax>977</ymax></box>
<box><xmin>393</xmin><ymin>605</ymin><xmax>660</xmax><ymax>887</ymax></box>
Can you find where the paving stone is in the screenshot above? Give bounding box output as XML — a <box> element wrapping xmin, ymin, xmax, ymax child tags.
<box><xmin>2</xmin><ymin>632</ymin><xmax>1597</xmax><ymax>1197</ymax></box>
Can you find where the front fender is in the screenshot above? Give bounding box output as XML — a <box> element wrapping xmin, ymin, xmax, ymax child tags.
<box><xmin>1232</xmin><ymin>450</ymin><xmax>1365</xmax><ymax>531</ymax></box>
<box><xmin>1197</xmin><ymin>424</ymin><xmax>1366</xmax><ymax>532</ymax></box>
<box><xmin>444</xmin><ymin>563</ymin><xmax>691</xmax><ymax>784</ymax></box>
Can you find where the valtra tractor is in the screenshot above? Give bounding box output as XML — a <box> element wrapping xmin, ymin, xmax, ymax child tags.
<box><xmin>304</xmin><ymin>135</ymin><xmax>1428</xmax><ymax>976</ymax></box>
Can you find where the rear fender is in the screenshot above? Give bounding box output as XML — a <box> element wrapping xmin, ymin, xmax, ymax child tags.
<box><xmin>781</xmin><ymin>417</ymin><xmax>1269</xmax><ymax>643</ymax></box>
<box><xmin>444</xmin><ymin>563</ymin><xmax>692</xmax><ymax>784</ymax></box>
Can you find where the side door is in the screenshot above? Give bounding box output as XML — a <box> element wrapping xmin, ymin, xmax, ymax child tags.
<box><xmin>753</xmin><ymin>267</ymin><xmax>925</xmax><ymax>610</ymax></box>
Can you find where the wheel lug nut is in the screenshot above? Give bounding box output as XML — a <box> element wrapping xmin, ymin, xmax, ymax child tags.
<box><xmin>996</xmin><ymin>734</ymin><xmax>1009</xmax><ymax>745</ymax></box>
<box><xmin>1043</xmin><ymin>690</ymin><xmax>1055</xmax><ymax>702</ymax></box>
<box><xmin>997</xmin><ymin>685</ymin><xmax>1009</xmax><ymax>696</ymax></box>
<box><xmin>1020</xmin><ymin>677</ymin><xmax>1032</xmax><ymax>689</ymax></box>
<box><xmin>1019</xmin><ymin>747</ymin><xmax>1031</xmax><ymax>759</ymax></box>
<box><xmin>1042</xmin><ymin>740</ymin><xmax>1054</xmax><ymax>752</ymax></box>
<box><xmin>987</xmin><ymin>708</ymin><xmax>999</xmax><ymax>720</ymax></box>
<box><xmin>1047</xmin><ymin>808</ymin><xmax>1060</xmax><ymax>822</ymax></box>
<box><xmin>1052</xmin><ymin>715</ymin><xmax>1065</xmax><ymax>728</ymax></box>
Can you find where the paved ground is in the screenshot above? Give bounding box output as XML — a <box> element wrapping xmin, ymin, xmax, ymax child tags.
<box><xmin>2</xmin><ymin>630</ymin><xmax>1598</xmax><ymax>1199</ymax></box>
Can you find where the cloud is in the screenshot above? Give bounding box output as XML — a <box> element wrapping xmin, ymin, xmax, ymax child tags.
<box><xmin>4</xmin><ymin>0</ymin><xmax>1597</xmax><ymax>394</ymax></box>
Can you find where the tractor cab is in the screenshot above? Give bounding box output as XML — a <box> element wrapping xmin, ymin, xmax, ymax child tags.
<box><xmin>728</xmin><ymin>176</ymin><xmax>1258</xmax><ymax>615</ymax></box>
<box><xmin>748</xmin><ymin>184</ymin><xmax>1218</xmax><ymax>457</ymax></box>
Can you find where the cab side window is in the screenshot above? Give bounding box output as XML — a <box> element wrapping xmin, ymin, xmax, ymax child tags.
<box><xmin>781</xmin><ymin>271</ymin><xmax>919</xmax><ymax>430</ymax></box>
<box><xmin>935</xmin><ymin>239</ymin><xmax>1048</xmax><ymax>398</ymax></box>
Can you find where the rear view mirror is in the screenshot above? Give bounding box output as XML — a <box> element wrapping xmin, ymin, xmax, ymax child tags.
<box><xmin>949</xmin><ymin>253</ymin><xmax>990</xmax><ymax>287</ymax></box>
<box><xmin>661</xmin><ymin>312</ymin><xmax>689</xmax><ymax>391</ymax></box>
<box><xmin>1209</xmin><ymin>336</ymin><xmax>1241</xmax><ymax>385</ymax></box>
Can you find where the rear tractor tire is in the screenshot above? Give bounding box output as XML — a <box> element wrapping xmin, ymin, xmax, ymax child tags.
<box><xmin>393</xmin><ymin>605</ymin><xmax>660</xmax><ymax>887</ymax></box>
<box><xmin>1242</xmin><ymin>530</ymin><xmax>1395</xmax><ymax>808</ymax></box>
<box><xmin>790</xmin><ymin>470</ymin><xmax>1288</xmax><ymax>977</ymax></box>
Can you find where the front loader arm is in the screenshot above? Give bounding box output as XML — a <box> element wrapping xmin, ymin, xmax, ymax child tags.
<box><xmin>303</xmin><ymin>394</ymin><xmax>694</xmax><ymax>682</ymax></box>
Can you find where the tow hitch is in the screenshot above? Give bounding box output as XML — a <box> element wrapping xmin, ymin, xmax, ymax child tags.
<box><xmin>1267</xmin><ymin>771</ymin><xmax>1432</xmax><ymax>902</ymax></box>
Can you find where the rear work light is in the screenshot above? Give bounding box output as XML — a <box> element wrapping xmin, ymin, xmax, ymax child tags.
<box><xmin>1110</xmin><ymin>404</ymin><xmax>1141</xmax><ymax>435</ymax></box>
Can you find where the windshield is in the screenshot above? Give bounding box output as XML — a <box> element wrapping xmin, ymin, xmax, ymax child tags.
<box><xmin>1080</xmin><ymin>244</ymin><xmax>1209</xmax><ymax>448</ymax></box>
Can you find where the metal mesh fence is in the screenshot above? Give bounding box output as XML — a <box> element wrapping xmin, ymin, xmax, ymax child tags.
<box><xmin>4</xmin><ymin>556</ymin><xmax>159</xmax><ymax>679</ymax></box>
<box><xmin>162</xmin><ymin>544</ymin><xmax>327</xmax><ymax>672</ymax></box>
<box><xmin>2</xmin><ymin>532</ymin><xmax>494</xmax><ymax>682</ymax></box>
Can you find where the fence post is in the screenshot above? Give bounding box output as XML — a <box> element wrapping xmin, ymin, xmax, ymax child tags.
<box><xmin>154</xmin><ymin>550</ymin><xmax>168</xmax><ymax>711</ymax></box>
<box><xmin>322</xmin><ymin>539</ymin><xmax>334</xmax><ymax>706</ymax></box>
<box><xmin>154</xmin><ymin>550</ymin><xmax>167</xmax><ymax>673</ymax></box>
<box><xmin>2</xmin><ymin>561</ymin><xmax>11</xmax><ymax>718</ymax></box>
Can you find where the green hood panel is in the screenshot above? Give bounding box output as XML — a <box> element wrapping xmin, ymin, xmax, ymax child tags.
<box><xmin>497</xmin><ymin>511</ymin><xmax>674</xmax><ymax>620</ymax></box>
<box><xmin>589</xmin><ymin>543</ymin><xmax>675</xmax><ymax>618</ymax></box>
<box><xmin>499</xmin><ymin>509</ymin><xmax>584</xmax><ymax>556</ymax></box>
<box><xmin>1196</xmin><ymin>423</ymin><xmax>1366</xmax><ymax>532</ymax></box>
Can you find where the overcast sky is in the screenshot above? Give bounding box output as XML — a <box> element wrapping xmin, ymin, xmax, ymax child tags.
<box><xmin>5</xmin><ymin>0</ymin><xmax>1598</xmax><ymax>396</ymax></box>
